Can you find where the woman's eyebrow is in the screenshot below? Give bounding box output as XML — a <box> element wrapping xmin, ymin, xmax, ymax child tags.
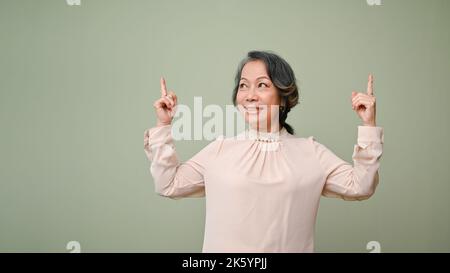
<box><xmin>240</xmin><ymin>76</ymin><xmax>270</xmax><ymax>81</ymax></box>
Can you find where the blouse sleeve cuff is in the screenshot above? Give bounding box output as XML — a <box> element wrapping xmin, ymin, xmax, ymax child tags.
<box><xmin>144</xmin><ymin>125</ymin><xmax>173</xmax><ymax>153</ymax></box>
<box><xmin>357</xmin><ymin>126</ymin><xmax>384</xmax><ymax>147</ymax></box>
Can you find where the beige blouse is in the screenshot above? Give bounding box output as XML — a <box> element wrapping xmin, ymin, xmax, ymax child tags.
<box><xmin>144</xmin><ymin>125</ymin><xmax>384</xmax><ymax>252</ymax></box>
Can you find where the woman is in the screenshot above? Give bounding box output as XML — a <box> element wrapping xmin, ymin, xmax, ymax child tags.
<box><xmin>144</xmin><ymin>51</ymin><xmax>384</xmax><ymax>252</ymax></box>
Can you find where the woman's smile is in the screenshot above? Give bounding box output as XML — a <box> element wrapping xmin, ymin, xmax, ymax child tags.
<box><xmin>243</xmin><ymin>104</ymin><xmax>260</xmax><ymax>114</ymax></box>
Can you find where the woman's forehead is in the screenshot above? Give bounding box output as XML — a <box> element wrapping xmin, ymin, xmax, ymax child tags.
<box><xmin>241</xmin><ymin>60</ymin><xmax>269</xmax><ymax>80</ymax></box>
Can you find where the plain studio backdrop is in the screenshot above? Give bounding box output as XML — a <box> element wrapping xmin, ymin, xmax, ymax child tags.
<box><xmin>0</xmin><ymin>0</ymin><xmax>449</xmax><ymax>252</ymax></box>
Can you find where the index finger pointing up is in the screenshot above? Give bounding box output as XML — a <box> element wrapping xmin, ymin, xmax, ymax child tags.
<box><xmin>160</xmin><ymin>76</ymin><xmax>168</xmax><ymax>97</ymax></box>
<box><xmin>367</xmin><ymin>74</ymin><xmax>374</xmax><ymax>95</ymax></box>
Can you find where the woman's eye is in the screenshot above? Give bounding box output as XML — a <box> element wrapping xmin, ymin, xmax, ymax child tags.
<box><xmin>239</xmin><ymin>83</ymin><xmax>247</xmax><ymax>88</ymax></box>
<box><xmin>258</xmin><ymin>83</ymin><xmax>268</xmax><ymax>88</ymax></box>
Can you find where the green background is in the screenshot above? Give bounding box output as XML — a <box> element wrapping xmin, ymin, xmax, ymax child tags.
<box><xmin>1</xmin><ymin>0</ymin><xmax>449</xmax><ymax>252</ymax></box>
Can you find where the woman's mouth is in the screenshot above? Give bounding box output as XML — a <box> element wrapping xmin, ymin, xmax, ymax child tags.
<box><xmin>244</xmin><ymin>105</ymin><xmax>259</xmax><ymax>114</ymax></box>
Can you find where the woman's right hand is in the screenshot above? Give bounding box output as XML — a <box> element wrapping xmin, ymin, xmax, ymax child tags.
<box><xmin>153</xmin><ymin>77</ymin><xmax>178</xmax><ymax>127</ymax></box>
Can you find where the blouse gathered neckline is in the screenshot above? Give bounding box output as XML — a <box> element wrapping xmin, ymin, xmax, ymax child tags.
<box><xmin>238</xmin><ymin>127</ymin><xmax>289</xmax><ymax>142</ymax></box>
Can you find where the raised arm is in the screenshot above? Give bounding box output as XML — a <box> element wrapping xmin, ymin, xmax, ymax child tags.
<box><xmin>144</xmin><ymin>77</ymin><xmax>216</xmax><ymax>199</ymax></box>
<box><xmin>317</xmin><ymin>74</ymin><xmax>384</xmax><ymax>201</ymax></box>
<box><xmin>313</xmin><ymin>126</ymin><xmax>384</xmax><ymax>201</ymax></box>
<box><xmin>144</xmin><ymin>125</ymin><xmax>218</xmax><ymax>199</ymax></box>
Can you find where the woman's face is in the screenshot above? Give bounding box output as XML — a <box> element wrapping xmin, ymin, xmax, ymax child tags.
<box><xmin>236</xmin><ymin>60</ymin><xmax>281</xmax><ymax>131</ymax></box>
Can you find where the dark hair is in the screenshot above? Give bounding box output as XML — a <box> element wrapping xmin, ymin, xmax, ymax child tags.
<box><xmin>232</xmin><ymin>50</ymin><xmax>300</xmax><ymax>134</ymax></box>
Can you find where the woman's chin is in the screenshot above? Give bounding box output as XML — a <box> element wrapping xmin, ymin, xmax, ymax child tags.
<box><xmin>243</xmin><ymin>115</ymin><xmax>268</xmax><ymax>127</ymax></box>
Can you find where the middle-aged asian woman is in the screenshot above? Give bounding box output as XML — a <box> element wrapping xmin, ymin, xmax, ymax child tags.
<box><xmin>144</xmin><ymin>50</ymin><xmax>384</xmax><ymax>252</ymax></box>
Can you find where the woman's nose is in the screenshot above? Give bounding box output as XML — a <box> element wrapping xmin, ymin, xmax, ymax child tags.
<box><xmin>245</xmin><ymin>88</ymin><xmax>258</xmax><ymax>102</ymax></box>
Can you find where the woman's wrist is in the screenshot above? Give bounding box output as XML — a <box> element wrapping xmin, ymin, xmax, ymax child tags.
<box><xmin>362</xmin><ymin>122</ymin><xmax>376</xmax><ymax>127</ymax></box>
<box><xmin>156</xmin><ymin>121</ymin><xmax>171</xmax><ymax>127</ymax></box>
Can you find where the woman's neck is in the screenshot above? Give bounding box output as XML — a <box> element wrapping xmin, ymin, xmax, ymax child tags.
<box><xmin>249</xmin><ymin>126</ymin><xmax>283</xmax><ymax>133</ymax></box>
<box><xmin>248</xmin><ymin>123</ymin><xmax>282</xmax><ymax>133</ymax></box>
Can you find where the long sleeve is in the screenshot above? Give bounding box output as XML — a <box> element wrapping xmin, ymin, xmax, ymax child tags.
<box><xmin>312</xmin><ymin>126</ymin><xmax>384</xmax><ymax>201</ymax></box>
<box><xmin>144</xmin><ymin>125</ymin><xmax>218</xmax><ymax>199</ymax></box>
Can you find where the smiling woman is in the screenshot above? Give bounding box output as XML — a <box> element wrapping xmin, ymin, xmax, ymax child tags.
<box><xmin>144</xmin><ymin>50</ymin><xmax>384</xmax><ymax>253</ymax></box>
<box><xmin>232</xmin><ymin>51</ymin><xmax>299</xmax><ymax>134</ymax></box>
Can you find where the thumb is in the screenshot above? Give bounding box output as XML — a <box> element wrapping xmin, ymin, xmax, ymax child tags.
<box><xmin>352</xmin><ymin>91</ymin><xmax>357</xmax><ymax>97</ymax></box>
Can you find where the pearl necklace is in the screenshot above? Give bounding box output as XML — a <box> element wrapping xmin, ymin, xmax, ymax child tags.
<box><xmin>247</xmin><ymin>128</ymin><xmax>285</xmax><ymax>143</ymax></box>
<box><xmin>255</xmin><ymin>137</ymin><xmax>279</xmax><ymax>143</ymax></box>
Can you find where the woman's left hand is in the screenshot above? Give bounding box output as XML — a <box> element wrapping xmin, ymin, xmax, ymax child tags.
<box><xmin>351</xmin><ymin>74</ymin><xmax>376</xmax><ymax>127</ymax></box>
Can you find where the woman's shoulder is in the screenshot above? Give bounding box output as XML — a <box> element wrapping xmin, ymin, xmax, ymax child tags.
<box><xmin>283</xmin><ymin>132</ymin><xmax>316</xmax><ymax>143</ymax></box>
<box><xmin>282</xmin><ymin>133</ymin><xmax>326</xmax><ymax>156</ymax></box>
